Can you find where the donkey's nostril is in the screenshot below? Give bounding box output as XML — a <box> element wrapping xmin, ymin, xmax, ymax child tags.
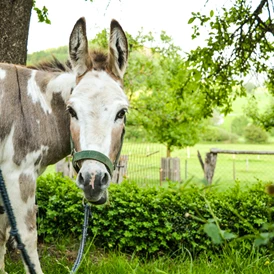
<box><xmin>101</xmin><ymin>172</ymin><xmax>109</xmax><ymax>186</ymax></box>
<box><xmin>78</xmin><ymin>172</ymin><xmax>85</xmax><ymax>186</ymax></box>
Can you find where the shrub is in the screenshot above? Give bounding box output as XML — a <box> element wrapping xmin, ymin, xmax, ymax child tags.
<box><xmin>231</xmin><ymin>115</ymin><xmax>249</xmax><ymax>136</ymax></box>
<box><xmin>36</xmin><ymin>174</ymin><xmax>274</xmax><ymax>256</ymax></box>
<box><xmin>244</xmin><ymin>124</ymin><xmax>268</xmax><ymax>143</ymax></box>
<box><xmin>200</xmin><ymin>126</ymin><xmax>238</xmax><ymax>143</ymax></box>
<box><xmin>36</xmin><ymin>173</ymin><xmax>84</xmax><ymax>241</ymax></box>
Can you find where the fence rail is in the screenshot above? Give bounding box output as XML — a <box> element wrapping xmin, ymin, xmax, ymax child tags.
<box><xmin>210</xmin><ymin>148</ymin><xmax>274</xmax><ymax>155</ymax></box>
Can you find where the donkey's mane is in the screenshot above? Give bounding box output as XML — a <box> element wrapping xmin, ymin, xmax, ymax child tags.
<box><xmin>28</xmin><ymin>49</ymin><xmax>108</xmax><ymax>72</ymax></box>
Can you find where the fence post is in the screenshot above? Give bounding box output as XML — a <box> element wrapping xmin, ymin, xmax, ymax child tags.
<box><xmin>112</xmin><ymin>155</ymin><xmax>128</xmax><ymax>184</ymax></box>
<box><xmin>161</xmin><ymin>157</ymin><xmax>181</xmax><ymax>182</ymax></box>
<box><xmin>233</xmin><ymin>157</ymin><xmax>236</xmax><ymax>181</ymax></box>
<box><xmin>204</xmin><ymin>152</ymin><xmax>218</xmax><ymax>184</ymax></box>
<box><xmin>56</xmin><ymin>157</ymin><xmax>75</xmax><ymax>178</ymax></box>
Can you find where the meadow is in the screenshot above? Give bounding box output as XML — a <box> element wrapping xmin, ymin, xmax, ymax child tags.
<box><xmin>120</xmin><ymin>142</ymin><xmax>274</xmax><ymax>189</ymax></box>
<box><xmin>5</xmin><ymin>241</ymin><xmax>274</xmax><ymax>273</ymax></box>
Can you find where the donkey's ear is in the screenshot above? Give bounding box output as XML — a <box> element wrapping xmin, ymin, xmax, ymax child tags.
<box><xmin>108</xmin><ymin>20</ymin><xmax>128</xmax><ymax>79</ymax></box>
<box><xmin>69</xmin><ymin>17</ymin><xmax>92</xmax><ymax>76</ymax></box>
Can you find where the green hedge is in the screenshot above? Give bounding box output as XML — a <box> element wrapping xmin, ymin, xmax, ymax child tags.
<box><xmin>36</xmin><ymin>174</ymin><xmax>274</xmax><ymax>256</ymax></box>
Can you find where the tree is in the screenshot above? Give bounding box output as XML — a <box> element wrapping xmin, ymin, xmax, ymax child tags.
<box><xmin>231</xmin><ymin>115</ymin><xmax>249</xmax><ymax>136</ymax></box>
<box><xmin>0</xmin><ymin>1</ymin><xmax>89</xmax><ymax>65</ymax></box>
<box><xmin>188</xmin><ymin>0</ymin><xmax>274</xmax><ymax>129</ymax></box>
<box><xmin>0</xmin><ymin>0</ymin><xmax>33</xmax><ymax>65</ymax></box>
<box><xmin>244</xmin><ymin>96</ymin><xmax>274</xmax><ymax>130</ymax></box>
<box><xmin>124</xmin><ymin>32</ymin><xmax>207</xmax><ymax>156</ymax></box>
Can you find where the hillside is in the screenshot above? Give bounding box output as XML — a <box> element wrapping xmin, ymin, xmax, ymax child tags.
<box><xmin>220</xmin><ymin>87</ymin><xmax>272</xmax><ymax>131</ymax></box>
<box><xmin>27</xmin><ymin>46</ymin><xmax>68</xmax><ymax>65</ymax></box>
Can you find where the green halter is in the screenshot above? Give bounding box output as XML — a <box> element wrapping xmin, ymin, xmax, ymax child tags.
<box><xmin>72</xmin><ymin>149</ymin><xmax>114</xmax><ymax>176</ymax></box>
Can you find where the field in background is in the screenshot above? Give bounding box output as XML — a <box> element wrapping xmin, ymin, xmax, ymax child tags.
<box><xmin>121</xmin><ymin>142</ymin><xmax>274</xmax><ymax>189</ymax></box>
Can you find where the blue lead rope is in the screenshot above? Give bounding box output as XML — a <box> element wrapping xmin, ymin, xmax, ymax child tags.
<box><xmin>70</xmin><ymin>203</ymin><xmax>92</xmax><ymax>273</ymax></box>
<box><xmin>0</xmin><ymin>169</ymin><xmax>37</xmax><ymax>274</ymax></box>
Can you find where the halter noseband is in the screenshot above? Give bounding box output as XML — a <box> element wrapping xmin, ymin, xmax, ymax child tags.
<box><xmin>72</xmin><ymin>149</ymin><xmax>114</xmax><ymax>177</ymax></box>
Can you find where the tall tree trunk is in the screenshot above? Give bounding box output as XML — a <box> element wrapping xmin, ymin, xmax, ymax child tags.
<box><xmin>0</xmin><ymin>0</ymin><xmax>32</xmax><ymax>65</ymax></box>
<box><xmin>166</xmin><ymin>146</ymin><xmax>171</xmax><ymax>157</ymax></box>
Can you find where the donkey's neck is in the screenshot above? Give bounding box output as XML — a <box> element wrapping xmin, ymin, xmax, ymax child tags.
<box><xmin>0</xmin><ymin>64</ymin><xmax>77</xmax><ymax>171</ymax></box>
<box><xmin>33</xmin><ymin>69</ymin><xmax>77</xmax><ymax>167</ymax></box>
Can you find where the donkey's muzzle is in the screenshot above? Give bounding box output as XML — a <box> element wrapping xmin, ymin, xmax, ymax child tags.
<box><xmin>77</xmin><ymin>166</ymin><xmax>110</xmax><ymax>204</ymax></box>
<box><xmin>78</xmin><ymin>170</ymin><xmax>109</xmax><ymax>188</ymax></box>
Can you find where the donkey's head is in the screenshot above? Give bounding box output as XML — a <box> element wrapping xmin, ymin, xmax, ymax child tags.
<box><xmin>67</xmin><ymin>18</ymin><xmax>128</xmax><ymax>204</ymax></box>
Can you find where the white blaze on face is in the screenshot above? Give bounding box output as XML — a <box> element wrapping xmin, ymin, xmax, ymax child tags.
<box><xmin>0</xmin><ymin>68</ymin><xmax>6</xmax><ymax>80</ymax></box>
<box><xmin>68</xmin><ymin>70</ymin><xmax>128</xmax><ymax>157</ymax></box>
<box><xmin>27</xmin><ymin>71</ymin><xmax>52</xmax><ymax>114</ymax></box>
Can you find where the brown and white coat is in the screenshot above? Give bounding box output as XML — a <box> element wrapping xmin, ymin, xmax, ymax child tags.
<box><xmin>0</xmin><ymin>18</ymin><xmax>128</xmax><ymax>273</ymax></box>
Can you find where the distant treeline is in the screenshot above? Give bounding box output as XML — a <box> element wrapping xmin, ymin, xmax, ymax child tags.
<box><xmin>27</xmin><ymin>45</ymin><xmax>68</xmax><ymax>66</ymax></box>
<box><xmin>27</xmin><ymin>32</ymin><xmax>107</xmax><ymax>66</ymax></box>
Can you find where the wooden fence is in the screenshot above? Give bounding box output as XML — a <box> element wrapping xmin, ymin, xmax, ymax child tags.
<box><xmin>198</xmin><ymin>148</ymin><xmax>274</xmax><ymax>184</ymax></box>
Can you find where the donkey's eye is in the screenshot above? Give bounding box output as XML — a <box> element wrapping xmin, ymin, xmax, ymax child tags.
<box><xmin>67</xmin><ymin>106</ymin><xmax>78</xmax><ymax>119</ymax></box>
<box><xmin>116</xmin><ymin>109</ymin><xmax>127</xmax><ymax>120</ymax></box>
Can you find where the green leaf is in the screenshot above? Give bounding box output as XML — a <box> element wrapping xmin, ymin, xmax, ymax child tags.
<box><xmin>222</xmin><ymin>231</ymin><xmax>237</xmax><ymax>240</ymax></box>
<box><xmin>204</xmin><ymin>223</ymin><xmax>222</xmax><ymax>244</ymax></box>
<box><xmin>210</xmin><ymin>10</ymin><xmax>214</xmax><ymax>17</ymax></box>
<box><xmin>188</xmin><ymin>17</ymin><xmax>196</xmax><ymax>24</ymax></box>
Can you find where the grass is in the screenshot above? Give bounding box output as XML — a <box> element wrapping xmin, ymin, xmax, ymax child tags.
<box><xmin>5</xmin><ymin>239</ymin><xmax>274</xmax><ymax>273</ymax></box>
<box><xmin>119</xmin><ymin>142</ymin><xmax>274</xmax><ymax>190</ymax></box>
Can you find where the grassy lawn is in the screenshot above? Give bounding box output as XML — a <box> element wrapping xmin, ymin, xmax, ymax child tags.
<box><xmin>5</xmin><ymin>240</ymin><xmax>274</xmax><ymax>273</ymax></box>
<box><xmin>120</xmin><ymin>142</ymin><xmax>274</xmax><ymax>189</ymax></box>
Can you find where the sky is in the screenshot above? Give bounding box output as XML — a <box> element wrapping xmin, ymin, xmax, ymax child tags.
<box><xmin>28</xmin><ymin>0</ymin><xmax>221</xmax><ymax>54</ymax></box>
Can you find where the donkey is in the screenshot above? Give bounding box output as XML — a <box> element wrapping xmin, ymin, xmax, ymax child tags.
<box><xmin>0</xmin><ymin>17</ymin><xmax>128</xmax><ymax>273</ymax></box>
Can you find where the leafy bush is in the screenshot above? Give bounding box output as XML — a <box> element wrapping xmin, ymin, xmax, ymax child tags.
<box><xmin>36</xmin><ymin>174</ymin><xmax>274</xmax><ymax>256</ymax></box>
<box><xmin>36</xmin><ymin>174</ymin><xmax>84</xmax><ymax>241</ymax></box>
<box><xmin>200</xmin><ymin>126</ymin><xmax>238</xmax><ymax>143</ymax></box>
<box><xmin>244</xmin><ymin>124</ymin><xmax>268</xmax><ymax>143</ymax></box>
<box><xmin>231</xmin><ymin>115</ymin><xmax>249</xmax><ymax>136</ymax></box>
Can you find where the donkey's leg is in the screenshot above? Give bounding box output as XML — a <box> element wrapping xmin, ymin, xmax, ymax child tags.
<box><xmin>5</xmin><ymin>172</ymin><xmax>43</xmax><ymax>274</ymax></box>
<box><xmin>15</xmin><ymin>176</ymin><xmax>43</xmax><ymax>274</ymax></box>
<box><xmin>18</xmin><ymin>202</ymin><xmax>42</xmax><ymax>274</ymax></box>
<box><xmin>0</xmin><ymin>211</ymin><xmax>9</xmax><ymax>274</ymax></box>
